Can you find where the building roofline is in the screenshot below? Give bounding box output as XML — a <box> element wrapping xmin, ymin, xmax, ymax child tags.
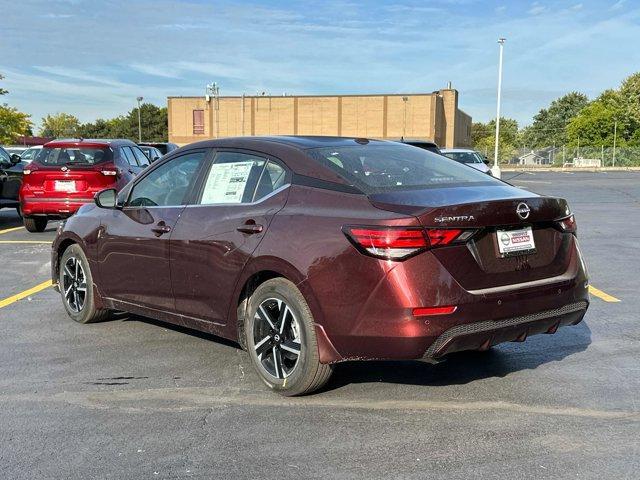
<box><xmin>168</xmin><ymin>91</ymin><xmax>455</xmax><ymax>100</ymax></box>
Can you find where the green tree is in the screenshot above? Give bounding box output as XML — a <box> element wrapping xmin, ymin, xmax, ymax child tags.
<box><xmin>0</xmin><ymin>73</ymin><xmax>8</xmax><ymax>96</ymax></box>
<box><xmin>40</xmin><ymin>113</ymin><xmax>80</xmax><ymax>138</ymax></box>
<box><xmin>566</xmin><ymin>86</ymin><xmax>640</xmax><ymax>148</ymax></box>
<box><xmin>520</xmin><ymin>92</ymin><xmax>589</xmax><ymax>148</ymax></box>
<box><xmin>471</xmin><ymin>117</ymin><xmax>519</xmax><ymax>162</ymax></box>
<box><xmin>0</xmin><ymin>104</ymin><xmax>33</xmax><ymax>144</ymax></box>
<box><xmin>77</xmin><ymin>103</ymin><xmax>168</xmax><ymax>142</ymax></box>
<box><xmin>471</xmin><ymin>121</ymin><xmax>492</xmax><ymax>146</ymax></box>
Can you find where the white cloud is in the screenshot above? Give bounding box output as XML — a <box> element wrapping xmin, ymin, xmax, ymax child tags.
<box><xmin>611</xmin><ymin>0</ymin><xmax>625</xmax><ymax>10</ymax></box>
<box><xmin>527</xmin><ymin>2</ymin><xmax>547</xmax><ymax>15</ymax></box>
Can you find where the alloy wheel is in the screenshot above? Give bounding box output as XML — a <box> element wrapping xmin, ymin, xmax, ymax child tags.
<box><xmin>62</xmin><ymin>257</ymin><xmax>87</xmax><ymax>313</ymax></box>
<box><xmin>253</xmin><ymin>298</ymin><xmax>302</xmax><ymax>379</ymax></box>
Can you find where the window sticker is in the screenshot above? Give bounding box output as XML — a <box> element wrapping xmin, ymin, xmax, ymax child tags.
<box><xmin>201</xmin><ymin>161</ymin><xmax>254</xmax><ymax>204</ymax></box>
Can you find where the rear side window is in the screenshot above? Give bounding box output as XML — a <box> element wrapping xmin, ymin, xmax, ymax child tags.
<box><xmin>198</xmin><ymin>152</ymin><xmax>287</xmax><ymax>205</ymax></box>
<box><xmin>306</xmin><ymin>143</ymin><xmax>500</xmax><ymax>193</ymax></box>
<box><xmin>34</xmin><ymin>147</ymin><xmax>110</xmax><ymax>166</ymax></box>
<box><xmin>128</xmin><ymin>151</ymin><xmax>206</xmax><ymax>207</ymax></box>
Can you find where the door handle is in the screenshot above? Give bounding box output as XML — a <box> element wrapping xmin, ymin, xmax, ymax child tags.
<box><xmin>237</xmin><ymin>221</ymin><xmax>263</xmax><ymax>234</ymax></box>
<box><xmin>151</xmin><ymin>222</ymin><xmax>171</xmax><ymax>236</ymax></box>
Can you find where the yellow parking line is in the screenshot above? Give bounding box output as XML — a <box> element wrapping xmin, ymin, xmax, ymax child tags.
<box><xmin>0</xmin><ymin>240</ymin><xmax>52</xmax><ymax>244</ymax></box>
<box><xmin>0</xmin><ymin>280</ymin><xmax>53</xmax><ymax>309</ymax></box>
<box><xmin>0</xmin><ymin>226</ymin><xmax>24</xmax><ymax>235</ymax></box>
<box><xmin>589</xmin><ymin>285</ymin><xmax>620</xmax><ymax>303</ymax></box>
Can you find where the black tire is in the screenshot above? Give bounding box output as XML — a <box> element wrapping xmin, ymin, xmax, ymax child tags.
<box><xmin>244</xmin><ymin>278</ymin><xmax>333</xmax><ymax>396</ymax></box>
<box><xmin>59</xmin><ymin>244</ymin><xmax>111</xmax><ymax>324</ymax></box>
<box><xmin>23</xmin><ymin>216</ymin><xmax>47</xmax><ymax>232</ymax></box>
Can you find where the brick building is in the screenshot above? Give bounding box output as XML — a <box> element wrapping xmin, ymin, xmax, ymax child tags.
<box><xmin>167</xmin><ymin>88</ymin><xmax>471</xmax><ymax>148</ymax></box>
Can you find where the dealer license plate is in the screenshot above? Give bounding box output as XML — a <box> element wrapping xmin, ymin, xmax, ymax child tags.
<box><xmin>496</xmin><ymin>226</ymin><xmax>536</xmax><ymax>257</ymax></box>
<box><xmin>54</xmin><ymin>180</ymin><xmax>75</xmax><ymax>192</ymax></box>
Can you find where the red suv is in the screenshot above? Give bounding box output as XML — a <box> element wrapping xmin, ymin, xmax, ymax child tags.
<box><xmin>20</xmin><ymin>139</ymin><xmax>150</xmax><ymax>232</ymax></box>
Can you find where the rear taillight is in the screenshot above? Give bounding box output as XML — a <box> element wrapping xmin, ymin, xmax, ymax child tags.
<box><xmin>343</xmin><ymin>226</ymin><xmax>475</xmax><ymax>260</ymax></box>
<box><xmin>96</xmin><ymin>162</ymin><xmax>119</xmax><ymax>176</ymax></box>
<box><xmin>557</xmin><ymin>214</ymin><xmax>577</xmax><ymax>234</ymax></box>
<box><xmin>22</xmin><ymin>164</ymin><xmax>37</xmax><ymax>175</ymax></box>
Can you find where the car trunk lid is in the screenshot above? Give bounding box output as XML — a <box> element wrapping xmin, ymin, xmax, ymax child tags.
<box><xmin>368</xmin><ymin>185</ymin><xmax>574</xmax><ymax>291</ymax></box>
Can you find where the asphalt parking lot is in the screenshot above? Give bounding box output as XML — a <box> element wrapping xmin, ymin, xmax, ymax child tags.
<box><xmin>1</xmin><ymin>171</ymin><xmax>638</xmax><ymax>479</ymax></box>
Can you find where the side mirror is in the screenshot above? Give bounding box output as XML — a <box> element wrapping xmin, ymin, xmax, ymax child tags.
<box><xmin>10</xmin><ymin>154</ymin><xmax>22</xmax><ymax>164</ymax></box>
<box><xmin>95</xmin><ymin>188</ymin><xmax>118</xmax><ymax>209</ymax></box>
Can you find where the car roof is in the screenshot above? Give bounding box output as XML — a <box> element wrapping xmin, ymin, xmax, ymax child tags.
<box><xmin>390</xmin><ymin>138</ymin><xmax>439</xmax><ymax>147</ymax></box>
<box><xmin>44</xmin><ymin>138</ymin><xmax>136</xmax><ymax>148</ymax></box>
<box><xmin>186</xmin><ymin>135</ymin><xmax>391</xmax><ymax>150</ymax></box>
<box><xmin>177</xmin><ymin>136</ymin><xmax>400</xmax><ymax>187</ymax></box>
<box><xmin>440</xmin><ymin>148</ymin><xmax>477</xmax><ymax>153</ymax></box>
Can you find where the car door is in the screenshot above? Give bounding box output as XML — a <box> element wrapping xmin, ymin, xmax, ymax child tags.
<box><xmin>170</xmin><ymin>150</ymin><xmax>290</xmax><ymax>324</ymax></box>
<box><xmin>0</xmin><ymin>148</ymin><xmax>22</xmax><ymax>203</ymax></box>
<box><xmin>97</xmin><ymin>149</ymin><xmax>209</xmax><ymax>310</ymax></box>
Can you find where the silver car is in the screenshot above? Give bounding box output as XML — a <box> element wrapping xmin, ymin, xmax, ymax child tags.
<box><xmin>440</xmin><ymin>148</ymin><xmax>492</xmax><ymax>175</ymax></box>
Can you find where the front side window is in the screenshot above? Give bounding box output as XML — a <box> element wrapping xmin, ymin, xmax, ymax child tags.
<box><xmin>132</xmin><ymin>146</ymin><xmax>150</xmax><ymax>167</ymax></box>
<box><xmin>306</xmin><ymin>143</ymin><xmax>499</xmax><ymax>193</ymax></box>
<box><xmin>128</xmin><ymin>151</ymin><xmax>206</xmax><ymax>207</ymax></box>
<box><xmin>198</xmin><ymin>152</ymin><xmax>287</xmax><ymax>205</ymax></box>
<box><xmin>121</xmin><ymin>147</ymin><xmax>138</xmax><ymax>166</ymax></box>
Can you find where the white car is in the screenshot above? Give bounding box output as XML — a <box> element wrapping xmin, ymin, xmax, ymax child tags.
<box><xmin>17</xmin><ymin>145</ymin><xmax>43</xmax><ymax>163</ymax></box>
<box><xmin>440</xmin><ymin>148</ymin><xmax>492</xmax><ymax>175</ymax></box>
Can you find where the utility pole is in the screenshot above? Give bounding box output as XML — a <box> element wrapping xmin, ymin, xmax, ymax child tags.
<box><xmin>206</xmin><ymin>82</ymin><xmax>220</xmax><ymax>138</ymax></box>
<box><xmin>612</xmin><ymin>120</ymin><xmax>617</xmax><ymax>167</ymax></box>
<box><xmin>136</xmin><ymin>96</ymin><xmax>143</xmax><ymax>143</ymax></box>
<box><xmin>492</xmin><ymin>38</ymin><xmax>506</xmax><ymax>179</ymax></box>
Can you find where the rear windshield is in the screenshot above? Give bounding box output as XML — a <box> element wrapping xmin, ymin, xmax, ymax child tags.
<box><xmin>306</xmin><ymin>143</ymin><xmax>500</xmax><ymax>193</ymax></box>
<box><xmin>442</xmin><ymin>151</ymin><xmax>485</xmax><ymax>164</ymax></box>
<box><xmin>34</xmin><ymin>147</ymin><xmax>111</xmax><ymax>166</ymax></box>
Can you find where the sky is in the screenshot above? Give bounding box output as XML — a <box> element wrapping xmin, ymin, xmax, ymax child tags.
<box><xmin>1</xmin><ymin>0</ymin><xmax>639</xmax><ymax>131</ymax></box>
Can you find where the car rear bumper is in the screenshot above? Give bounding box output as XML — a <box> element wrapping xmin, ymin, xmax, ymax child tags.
<box><xmin>422</xmin><ymin>300</ymin><xmax>587</xmax><ymax>359</ymax></box>
<box><xmin>21</xmin><ymin>197</ymin><xmax>94</xmax><ymax>217</ymax></box>
<box><xmin>308</xmin><ymin>236</ymin><xmax>590</xmax><ymax>363</ymax></box>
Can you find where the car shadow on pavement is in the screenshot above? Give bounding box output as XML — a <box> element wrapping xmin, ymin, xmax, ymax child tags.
<box><xmin>323</xmin><ymin>321</ymin><xmax>592</xmax><ymax>391</ymax></box>
<box><xmin>115</xmin><ymin>312</ymin><xmax>590</xmax><ymax>392</ymax></box>
<box><xmin>0</xmin><ymin>211</ymin><xmax>23</xmax><ymax>229</ymax></box>
<box><xmin>121</xmin><ymin>313</ymin><xmax>241</xmax><ymax>350</ymax></box>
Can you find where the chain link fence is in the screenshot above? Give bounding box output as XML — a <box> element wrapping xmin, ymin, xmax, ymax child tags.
<box><xmin>476</xmin><ymin>145</ymin><xmax>640</xmax><ymax>167</ymax></box>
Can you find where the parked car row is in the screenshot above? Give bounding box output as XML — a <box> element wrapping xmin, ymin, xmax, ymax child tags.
<box><xmin>0</xmin><ymin>140</ymin><xmax>179</xmax><ymax>228</ymax></box>
<box><xmin>48</xmin><ymin>135</ymin><xmax>588</xmax><ymax>395</ymax></box>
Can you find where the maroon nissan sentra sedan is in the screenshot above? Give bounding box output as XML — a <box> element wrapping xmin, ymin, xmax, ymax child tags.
<box><xmin>51</xmin><ymin>136</ymin><xmax>589</xmax><ymax>395</ymax></box>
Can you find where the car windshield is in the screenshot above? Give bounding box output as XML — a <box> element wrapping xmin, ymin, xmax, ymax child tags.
<box><xmin>443</xmin><ymin>151</ymin><xmax>484</xmax><ymax>164</ymax></box>
<box><xmin>306</xmin><ymin>143</ymin><xmax>499</xmax><ymax>193</ymax></box>
<box><xmin>34</xmin><ymin>147</ymin><xmax>110</xmax><ymax>166</ymax></box>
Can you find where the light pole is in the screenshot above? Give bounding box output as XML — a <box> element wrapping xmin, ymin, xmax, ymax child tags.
<box><xmin>206</xmin><ymin>82</ymin><xmax>220</xmax><ymax>138</ymax></box>
<box><xmin>492</xmin><ymin>38</ymin><xmax>506</xmax><ymax>179</ymax></box>
<box><xmin>612</xmin><ymin>120</ymin><xmax>617</xmax><ymax>167</ymax></box>
<box><xmin>136</xmin><ymin>96</ymin><xmax>143</xmax><ymax>143</ymax></box>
